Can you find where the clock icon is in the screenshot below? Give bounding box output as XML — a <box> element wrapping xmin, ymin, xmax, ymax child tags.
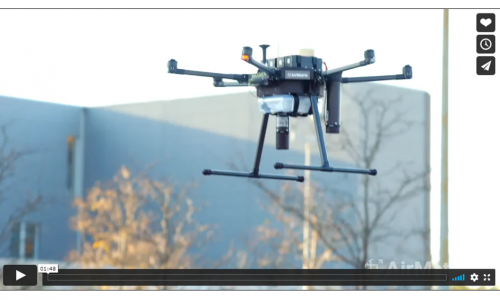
<box><xmin>480</xmin><ymin>38</ymin><xmax>492</xmax><ymax>50</ymax></box>
<box><xmin>477</xmin><ymin>35</ymin><xmax>495</xmax><ymax>54</ymax></box>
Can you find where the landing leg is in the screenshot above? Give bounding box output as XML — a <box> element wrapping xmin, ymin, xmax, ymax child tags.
<box><xmin>274</xmin><ymin>95</ymin><xmax>377</xmax><ymax>176</ymax></box>
<box><xmin>203</xmin><ymin>114</ymin><xmax>304</xmax><ymax>182</ymax></box>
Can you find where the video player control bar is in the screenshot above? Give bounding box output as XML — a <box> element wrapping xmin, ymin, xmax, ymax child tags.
<box><xmin>41</xmin><ymin>269</ymin><xmax>496</xmax><ymax>286</ymax></box>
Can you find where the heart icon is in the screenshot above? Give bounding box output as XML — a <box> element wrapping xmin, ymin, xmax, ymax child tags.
<box><xmin>480</xmin><ymin>18</ymin><xmax>492</xmax><ymax>27</ymax></box>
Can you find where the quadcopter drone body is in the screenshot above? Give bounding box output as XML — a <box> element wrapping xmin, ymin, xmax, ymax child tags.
<box><xmin>168</xmin><ymin>45</ymin><xmax>412</xmax><ymax>182</ymax></box>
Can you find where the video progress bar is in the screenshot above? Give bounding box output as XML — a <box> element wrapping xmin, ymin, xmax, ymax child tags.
<box><xmin>41</xmin><ymin>269</ymin><xmax>495</xmax><ymax>286</ymax></box>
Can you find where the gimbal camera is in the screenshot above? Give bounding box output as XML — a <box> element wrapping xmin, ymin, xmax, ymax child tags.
<box><xmin>168</xmin><ymin>45</ymin><xmax>412</xmax><ymax>182</ymax></box>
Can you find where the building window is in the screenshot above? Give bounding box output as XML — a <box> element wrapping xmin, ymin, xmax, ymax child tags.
<box><xmin>9</xmin><ymin>222</ymin><xmax>39</xmax><ymax>259</ymax></box>
<box><xmin>9</xmin><ymin>223</ymin><xmax>20</xmax><ymax>258</ymax></box>
<box><xmin>67</xmin><ymin>135</ymin><xmax>75</xmax><ymax>192</ymax></box>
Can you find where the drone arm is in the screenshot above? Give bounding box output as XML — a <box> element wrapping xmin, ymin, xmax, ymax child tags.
<box><xmin>168</xmin><ymin>59</ymin><xmax>249</xmax><ymax>82</ymax></box>
<box><xmin>246</xmin><ymin>57</ymin><xmax>275</xmax><ymax>74</ymax></box>
<box><xmin>342</xmin><ymin>65</ymin><xmax>413</xmax><ymax>83</ymax></box>
<box><xmin>178</xmin><ymin>69</ymin><xmax>246</xmax><ymax>81</ymax></box>
<box><xmin>322</xmin><ymin>49</ymin><xmax>375</xmax><ymax>76</ymax></box>
<box><xmin>323</xmin><ymin>61</ymin><xmax>369</xmax><ymax>76</ymax></box>
<box><xmin>241</xmin><ymin>47</ymin><xmax>275</xmax><ymax>75</ymax></box>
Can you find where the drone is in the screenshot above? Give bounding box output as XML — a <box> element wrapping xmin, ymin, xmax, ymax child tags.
<box><xmin>167</xmin><ymin>45</ymin><xmax>412</xmax><ymax>183</ymax></box>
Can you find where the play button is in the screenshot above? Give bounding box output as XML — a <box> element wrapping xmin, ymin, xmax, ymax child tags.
<box><xmin>16</xmin><ymin>270</ymin><xmax>26</xmax><ymax>281</ymax></box>
<box><xmin>3</xmin><ymin>265</ymin><xmax>37</xmax><ymax>286</ymax></box>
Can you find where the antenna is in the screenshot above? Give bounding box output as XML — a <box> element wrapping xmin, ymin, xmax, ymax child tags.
<box><xmin>259</xmin><ymin>45</ymin><xmax>270</xmax><ymax>63</ymax></box>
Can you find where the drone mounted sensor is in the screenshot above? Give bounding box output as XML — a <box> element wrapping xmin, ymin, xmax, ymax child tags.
<box><xmin>168</xmin><ymin>45</ymin><xmax>412</xmax><ymax>182</ymax></box>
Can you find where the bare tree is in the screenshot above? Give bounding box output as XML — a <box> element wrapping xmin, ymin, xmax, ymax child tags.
<box><xmin>231</xmin><ymin>89</ymin><xmax>430</xmax><ymax>289</ymax></box>
<box><xmin>0</xmin><ymin>124</ymin><xmax>45</xmax><ymax>288</ymax></box>
<box><xmin>235</xmin><ymin>181</ymin><xmax>332</xmax><ymax>268</ymax></box>
<box><xmin>67</xmin><ymin>165</ymin><xmax>224</xmax><ymax>290</ymax></box>
<box><xmin>325</xmin><ymin>89</ymin><xmax>431</xmax><ymax>270</ymax></box>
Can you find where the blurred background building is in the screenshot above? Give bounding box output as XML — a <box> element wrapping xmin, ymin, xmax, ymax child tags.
<box><xmin>0</xmin><ymin>81</ymin><xmax>430</xmax><ymax>290</ymax></box>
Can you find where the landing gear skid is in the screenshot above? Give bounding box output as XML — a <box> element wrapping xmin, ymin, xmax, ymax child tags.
<box><xmin>202</xmin><ymin>95</ymin><xmax>376</xmax><ymax>182</ymax></box>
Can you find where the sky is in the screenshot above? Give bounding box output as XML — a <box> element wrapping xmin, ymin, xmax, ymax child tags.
<box><xmin>0</xmin><ymin>9</ymin><xmax>498</xmax><ymax>272</ymax></box>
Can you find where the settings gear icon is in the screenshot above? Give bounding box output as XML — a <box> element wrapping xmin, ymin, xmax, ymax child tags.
<box><xmin>471</xmin><ymin>273</ymin><xmax>479</xmax><ymax>282</ymax></box>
